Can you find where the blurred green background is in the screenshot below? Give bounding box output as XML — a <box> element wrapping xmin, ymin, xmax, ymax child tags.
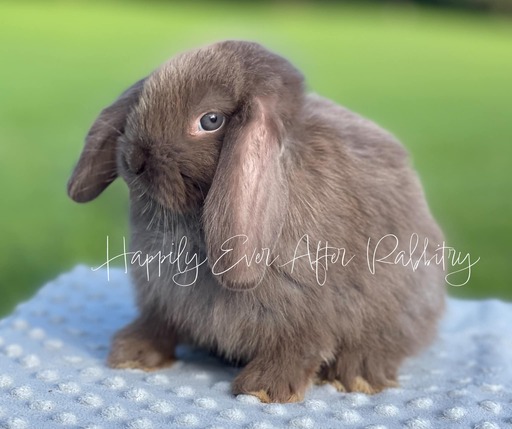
<box><xmin>0</xmin><ymin>1</ymin><xmax>511</xmax><ymax>316</ymax></box>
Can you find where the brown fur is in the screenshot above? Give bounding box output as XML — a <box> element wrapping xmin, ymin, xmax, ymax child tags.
<box><xmin>68</xmin><ymin>41</ymin><xmax>446</xmax><ymax>403</ymax></box>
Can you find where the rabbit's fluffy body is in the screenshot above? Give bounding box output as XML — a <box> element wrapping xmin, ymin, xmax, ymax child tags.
<box><xmin>69</xmin><ymin>41</ymin><xmax>445</xmax><ymax>402</ymax></box>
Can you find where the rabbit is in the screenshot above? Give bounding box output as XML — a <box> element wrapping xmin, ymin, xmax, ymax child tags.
<box><xmin>68</xmin><ymin>40</ymin><xmax>446</xmax><ymax>403</ymax></box>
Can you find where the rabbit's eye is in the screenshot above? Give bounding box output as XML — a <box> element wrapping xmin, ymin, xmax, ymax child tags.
<box><xmin>199</xmin><ymin>112</ymin><xmax>225</xmax><ymax>132</ymax></box>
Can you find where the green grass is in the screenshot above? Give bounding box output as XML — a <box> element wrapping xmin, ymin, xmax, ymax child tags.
<box><xmin>0</xmin><ymin>1</ymin><xmax>511</xmax><ymax>315</ymax></box>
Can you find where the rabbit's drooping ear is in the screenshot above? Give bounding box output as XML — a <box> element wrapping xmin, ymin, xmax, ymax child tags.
<box><xmin>68</xmin><ymin>78</ymin><xmax>145</xmax><ymax>203</ymax></box>
<box><xmin>203</xmin><ymin>96</ymin><xmax>289</xmax><ymax>290</ymax></box>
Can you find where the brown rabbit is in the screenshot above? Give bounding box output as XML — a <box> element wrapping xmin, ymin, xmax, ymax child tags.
<box><xmin>68</xmin><ymin>40</ymin><xmax>446</xmax><ymax>403</ymax></box>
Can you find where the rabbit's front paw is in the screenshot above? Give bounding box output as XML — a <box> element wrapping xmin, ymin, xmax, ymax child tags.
<box><xmin>316</xmin><ymin>351</ymin><xmax>400</xmax><ymax>394</ymax></box>
<box><xmin>314</xmin><ymin>374</ymin><xmax>397</xmax><ymax>394</ymax></box>
<box><xmin>232</xmin><ymin>356</ymin><xmax>316</xmax><ymax>403</ymax></box>
<box><xmin>108</xmin><ymin>319</ymin><xmax>176</xmax><ymax>371</ymax></box>
<box><xmin>348</xmin><ymin>375</ymin><xmax>398</xmax><ymax>394</ymax></box>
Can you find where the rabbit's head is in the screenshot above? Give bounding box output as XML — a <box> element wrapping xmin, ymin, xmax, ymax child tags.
<box><xmin>68</xmin><ymin>41</ymin><xmax>304</xmax><ymax>288</ymax></box>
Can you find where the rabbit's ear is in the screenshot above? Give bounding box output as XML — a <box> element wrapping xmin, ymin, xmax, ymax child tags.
<box><xmin>68</xmin><ymin>79</ymin><xmax>145</xmax><ymax>202</ymax></box>
<box><xmin>203</xmin><ymin>96</ymin><xmax>289</xmax><ymax>290</ymax></box>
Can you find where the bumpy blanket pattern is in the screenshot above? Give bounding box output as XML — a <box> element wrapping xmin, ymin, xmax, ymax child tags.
<box><xmin>0</xmin><ymin>266</ymin><xmax>510</xmax><ymax>428</ymax></box>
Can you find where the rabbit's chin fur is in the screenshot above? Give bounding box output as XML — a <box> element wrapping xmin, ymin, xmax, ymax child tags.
<box><xmin>69</xmin><ymin>41</ymin><xmax>446</xmax><ymax>403</ymax></box>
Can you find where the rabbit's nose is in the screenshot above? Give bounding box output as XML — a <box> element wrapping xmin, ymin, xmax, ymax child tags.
<box><xmin>127</xmin><ymin>146</ymin><xmax>147</xmax><ymax>175</ymax></box>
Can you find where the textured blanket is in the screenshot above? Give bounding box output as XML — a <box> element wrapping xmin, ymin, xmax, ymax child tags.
<box><xmin>0</xmin><ymin>266</ymin><xmax>510</xmax><ymax>428</ymax></box>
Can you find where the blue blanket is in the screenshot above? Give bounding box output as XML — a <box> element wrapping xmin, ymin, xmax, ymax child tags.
<box><xmin>0</xmin><ymin>266</ymin><xmax>510</xmax><ymax>428</ymax></box>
